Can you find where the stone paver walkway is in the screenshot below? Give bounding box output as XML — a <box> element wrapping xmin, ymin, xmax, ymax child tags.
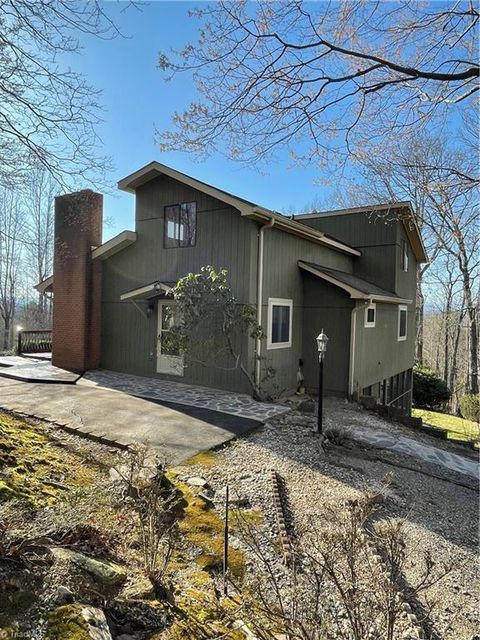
<box><xmin>83</xmin><ymin>370</ymin><xmax>287</xmax><ymax>422</ymax></box>
<box><xmin>350</xmin><ymin>427</ymin><xmax>479</xmax><ymax>480</ymax></box>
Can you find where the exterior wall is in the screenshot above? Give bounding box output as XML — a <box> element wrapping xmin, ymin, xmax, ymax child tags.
<box><xmin>352</xmin><ymin>300</ymin><xmax>416</xmax><ymax>393</ymax></box>
<box><xmin>52</xmin><ymin>191</ymin><xmax>103</xmax><ymax>372</ymax></box>
<box><xmin>298</xmin><ymin>213</ymin><xmax>398</xmax><ymax>293</ymax></box>
<box><xmin>99</xmin><ymin>176</ymin><xmax>417</xmax><ymax>400</ymax></box>
<box><xmin>259</xmin><ymin>227</ymin><xmax>353</xmax><ymax>395</ymax></box>
<box><xmin>395</xmin><ymin>222</ymin><xmax>417</xmax><ymax>300</ymax></box>
<box><xmin>101</xmin><ymin>175</ymin><xmax>257</xmax><ymax>393</ymax></box>
<box><xmin>301</xmin><ymin>272</ymin><xmax>354</xmax><ymax>395</ymax></box>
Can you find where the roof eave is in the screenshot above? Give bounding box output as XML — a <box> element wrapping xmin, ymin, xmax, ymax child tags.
<box><xmin>296</xmin><ymin>201</ymin><xmax>428</xmax><ymax>263</ymax></box>
<box><xmin>91</xmin><ymin>230</ymin><xmax>137</xmax><ymax>261</ymax></box>
<box><xmin>245</xmin><ymin>209</ymin><xmax>361</xmax><ymax>256</ymax></box>
<box><xmin>118</xmin><ymin>161</ymin><xmax>254</xmax><ymax>214</ymax></box>
<box><xmin>34</xmin><ymin>275</ymin><xmax>53</xmax><ymax>294</ymax></box>
<box><xmin>120</xmin><ymin>280</ymin><xmax>173</xmax><ymax>301</ymax></box>
<box><xmin>298</xmin><ymin>261</ymin><xmax>411</xmax><ymax>304</ymax></box>
<box><xmin>119</xmin><ymin>161</ymin><xmax>360</xmax><ymax>257</ymax></box>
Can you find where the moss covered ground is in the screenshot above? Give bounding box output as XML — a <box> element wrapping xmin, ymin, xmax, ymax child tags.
<box><xmin>0</xmin><ymin>412</ymin><xmax>261</xmax><ymax>639</ymax></box>
<box><xmin>0</xmin><ymin>413</ymin><xmax>98</xmax><ymax>506</ymax></box>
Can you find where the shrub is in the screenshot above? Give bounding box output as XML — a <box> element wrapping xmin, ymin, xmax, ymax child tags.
<box><xmin>413</xmin><ymin>365</ymin><xmax>450</xmax><ymax>410</ymax></box>
<box><xmin>459</xmin><ymin>394</ymin><xmax>480</xmax><ymax>422</ymax></box>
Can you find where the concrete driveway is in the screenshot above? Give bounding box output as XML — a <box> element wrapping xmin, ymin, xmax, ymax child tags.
<box><xmin>0</xmin><ymin>377</ymin><xmax>262</xmax><ymax>464</ymax></box>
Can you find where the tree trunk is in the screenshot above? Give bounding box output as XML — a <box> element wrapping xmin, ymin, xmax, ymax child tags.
<box><xmin>443</xmin><ymin>287</ymin><xmax>453</xmax><ymax>383</ymax></box>
<box><xmin>415</xmin><ymin>267</ymin><xmax>424</xmax><ymax>364</ymax></box>
<box><xmin>3</xmin><ymin>316</ymin><xmax>11</xmax><ymax>350</ymax></box>
<box><xmin>449</xmin><ymin>308</ymin><xmax>464</xmax><ymax>414</ymax></box>
<box><xmin>457</xmin><ymin>237</ymin><xmax>479</xmax><ymax>394</ymax></box>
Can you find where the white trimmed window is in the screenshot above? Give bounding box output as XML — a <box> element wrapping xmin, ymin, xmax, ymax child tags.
<box><xmin>398</xmin><ymin>305</ymin><xmax>408</xmax><ymax>341</ymax></box>
<box><xmin>267</xmin><ymin>298</ymin><xmax>293</xmax><ymax>349</ymax></box>
<box><xmin>364</xmin><ymin>303</ymin><xmax>376</xmax><ymax>328</ymax></box>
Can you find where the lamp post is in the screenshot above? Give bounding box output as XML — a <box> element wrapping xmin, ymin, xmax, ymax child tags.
<box><xmin>316</xmin><ymin>329</ymin><xmax>328</xmax><ymax>433</ymax></box>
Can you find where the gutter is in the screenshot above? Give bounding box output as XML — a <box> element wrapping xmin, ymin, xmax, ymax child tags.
<box><xmin>255</xmin><ymin>217</ymin><xmax>275</xmax><ymax>389</ymax></box>
<box><xmin>244</xmin><ymin>208</ymin><xmax>361</xmax><ymax>257</ymax></box>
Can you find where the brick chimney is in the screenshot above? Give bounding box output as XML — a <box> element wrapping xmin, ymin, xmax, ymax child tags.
<box><xmin>52</xmin><ymin>190</ymin><xmax>103</xmax><ymax>372</ymax></box>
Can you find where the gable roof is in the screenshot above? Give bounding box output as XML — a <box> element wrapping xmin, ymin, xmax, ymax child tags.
<box><xmin>298</xmin><ymin>261</ymin><xmax>412</xmax><ymax>304</ymax></box>
<box><xmin>118</xmin><ymin>161</ymin><xmax>360</xmax><ymax>257</ymax></box>
<box><xmin>296</xmin><ymin>202</ymin><xmax>428</xmax><ymax>263</ymax></box>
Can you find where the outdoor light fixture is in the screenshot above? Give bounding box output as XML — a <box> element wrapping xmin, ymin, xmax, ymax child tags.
<box><xmin>15</xmin><ymin>325</ymin><xmax>23</xmax><ymax>333</ymax></box>
<box><xmin>316</xmin><ymin>329</ymin><xmax>328</xmax><ymax>359</ymax></box>
<box><xmin>316</xmin><ymin>329</ymin><xmax>329</xmax><ymax>433</ymax></box>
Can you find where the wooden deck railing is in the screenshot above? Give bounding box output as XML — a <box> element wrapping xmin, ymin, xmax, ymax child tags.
<box><xmin>17</xmin><ymin>330</ymin><xmax>52</xmax><ymax>354</ymax></box>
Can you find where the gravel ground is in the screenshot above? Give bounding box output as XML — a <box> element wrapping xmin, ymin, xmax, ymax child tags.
<box><xmin>177</xmin><ymin>400</ymin><xmax>479</xmax><ymax>640</ymax></box>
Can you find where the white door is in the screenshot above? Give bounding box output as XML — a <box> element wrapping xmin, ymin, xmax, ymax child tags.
<box><xmin>157</xmin><ymin>302</ymin><xmax>184</xmax><ymax>376</ymax></box>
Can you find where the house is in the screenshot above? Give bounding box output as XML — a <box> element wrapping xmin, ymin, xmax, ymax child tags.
<box><xmin>36</xmin><ymin>161</ymin><xmax>427</xmax><ymax>414</ymax></box>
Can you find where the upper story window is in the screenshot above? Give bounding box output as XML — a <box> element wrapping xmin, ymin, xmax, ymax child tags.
<box><xmin>401</xmin><ymin>239</ymin><xmax>409</xmax><ymax>272</ymax></box>
<box><xmin>398</xmin><ymin>305</ymin><xmax>407</xmax><ymax>341</ymax></box>
<box><xmin>364</xmin><ymin>303</ymin><xmax>376</xmax><ymax>328</ymax></box>
<box><xmin>164</xmin><ymin>202</ymin><xmax>197</xmax><ymax>248</ymax></box>
<box><xmin>267</xmin><ymin>298</ymin><xmax>292</xmax><ymax>349</ymax></box>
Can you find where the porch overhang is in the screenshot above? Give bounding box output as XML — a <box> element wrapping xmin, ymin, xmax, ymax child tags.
<box><xmin>34</xmin><ymin>275</ymin><xmax>53</xmax><ymax>295</ymax></box>
<box><xmin>298</xmin><ymin>261</ymin><xmax>412</xmax><ymax>304</ymax></box>
<box><xmin>120</xmin><ymin>281</ymin><xmax>175</xmax><ymax>301</ymax></box>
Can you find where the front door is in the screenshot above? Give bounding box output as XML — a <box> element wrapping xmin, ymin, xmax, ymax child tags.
<box><xmin>157</xmin><ymin>302</ymin><xmax>184</xmax><ymax>376</ymax></box>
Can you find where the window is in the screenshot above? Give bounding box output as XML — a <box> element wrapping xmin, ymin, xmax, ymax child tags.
<box><xmin>398</xmin><ymin>305</ymin><xmax>407</xmax><ymax>341</ymax></box>
<box><xmin>164</xmin><ymin>201</ymin><xmax>197</xmax><ymax>248</ymax></box>
<box><xmin>364</xmin><ymin>303</ymin><xmax>376</xmax><ymax>328</ymax></box>
<box><xmin>401</xmin><ymin>239</ymin><xmax>409</xmax><ymax>272</ymax></box>
<box><xmin>267</xmin><ymin>298</ymin><xmax>292</xmax><ymax>349</ymax></box>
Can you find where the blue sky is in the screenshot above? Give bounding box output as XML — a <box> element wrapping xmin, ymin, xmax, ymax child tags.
<box><xmin>74</xmin><ymin>1</ymin><xmax>334</xmax><ymax>239</ymax></box>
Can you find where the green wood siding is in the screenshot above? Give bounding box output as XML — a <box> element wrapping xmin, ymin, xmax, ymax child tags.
<box><xmin>99</xmin><ymin>177</ymin><xmax>417</xmax><ymax>399</ymax></box>
<box><xmin>302</xmin><ymin>272</ymin><xmax>353</xmax><ymax>395</ymax></box>
<box><xmin>259</xmin><ymin>227</ymin><xmax>353</xmax><ymax>395</ymax></box>
<box><xmin>299</xmin><ymin>213</ymin><xmax>398</xmax><ymax>293</ymax></box>
<box><xmin>101</xmin><ymin>175</ymin><xmax>257</xmax><ymax>393</ymax></box>
<box><xmin>395</xmin><ymin>223</ymin><xmax>417</xmax><ymax>300</ymax></box>
<box><xmin>352</xmin><ymin>300</ymin><xmax>415</xmax><ymax>391</ymax></box>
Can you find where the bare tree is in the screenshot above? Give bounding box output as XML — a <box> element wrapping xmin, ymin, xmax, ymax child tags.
<box><xmin>0</xmin><ymin>189</ymin><xmax>25</xmax><ymax>349</ymax></box>
<box><xmin>342</xmin><ymin>134</ymin><xmax>479</xmax><ymax>394</ymax></box>
<box><xmin>232</xmin><ymin>497</ymin><xmax>451</xmax><ymax>640</ymax></box>
<box><xmin>22</xmin><ymin>163</ymin><xmax>55</xmax><ymax>318</ymax></box>
<box><xmin>158</xmin><ymin>1</ymin><xmax>479</xmax><ymax>172</ymax></box>
<box><xmin>424</xmin><ymin>187</ymin><xmax>479</xmax><ymax>394</ymax></box>
<box><xmin>0</xmin><ymin>1</ymin><xmax>137</xmax><ymax>189</ymax></box>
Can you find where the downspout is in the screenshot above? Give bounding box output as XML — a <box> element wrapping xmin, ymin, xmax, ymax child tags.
<box><xmin>255</xmin><ymin>217</ymin><xmax>275</xmax><ymax>389</ymax></box>
<box><xmin>349</xmin><ymin>300</ymin><xmax>369</xmax><ymax>398</ymax></box>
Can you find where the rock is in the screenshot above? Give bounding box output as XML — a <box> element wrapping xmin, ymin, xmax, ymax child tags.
<box><xmin>50</xmin><ymin>548</ymin><xmax>127</xmax><ymax>585</ymax></box>
<box><xmin>360</xmin><ymin>395</ymin><xmax>377</xmax><ymax>410</ymax></box>
<box><xmin>297</xmin><ymin>399</ymin><xmax>315</xmax><ymax>414</ymax></box>
<box><xmin>53</xmin><ymin>585</ymin><xmax>74</xmax><ymax>604</ymax></box>
<box><xmin>117</xmin><ymin>635</ymin><xmax>137</xmax><ymax>640</ymax></box>
<box><xmin>81</xmin><ymin>606</ymin><xmax>112</xmax><ymax>639</ymax></box>
<box><xmin>47</xmin><ymin>604</ymin><xmax>112</xmax><ymax>640</ymax></box>
<box><xmin>185</xmin><ymin>476</ymin><xmax>208</xmax><ymax>487</ymax></box>
<box><xmin>109</xmin><ymin>467</ymin><xmax>123</xmax><ymax>482</ymax></box>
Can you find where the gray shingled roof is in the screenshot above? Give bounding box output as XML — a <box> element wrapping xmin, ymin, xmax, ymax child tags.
<box><xmin>298</xmin><ymin>261</ymin><xmax>408</xmax><ymax>302</ymax></box>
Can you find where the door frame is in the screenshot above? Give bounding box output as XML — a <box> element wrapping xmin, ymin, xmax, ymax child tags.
<box><xmin>156</xmin><ymin>301</ymin><xmax>184</xmax><ymax>376</ymax></box>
